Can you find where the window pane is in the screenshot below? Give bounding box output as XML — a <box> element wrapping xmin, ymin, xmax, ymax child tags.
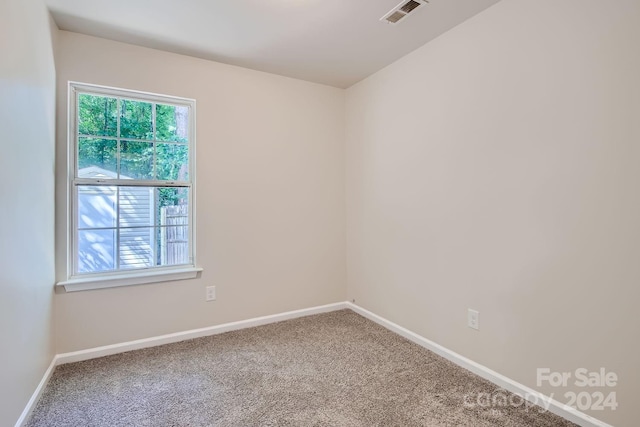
<box><xmin>78</xmin><ymin>138</ymin><xmax>117</xmax><ymax>176</ymax></box>
<box><xmin>157</xmin><ymin>188</ymin><xmax>189</xmax><ymax>266</ymax></box>
<box><xmin>120</xmin><ymin>141</ymin><xmax>153</xmax><ymax>179</ymax></box>
<box><xmin>119</xmin><ymin>187</ymin><xmax>154</xmax><ymax>228</ymax></box>
<box><xmin>120</xmin><ymin>99</ymin><xmax>152</xmax><ymax>140</ymax></box>
<box><xmin>119</xmin><ymin>227</ymin><xmax>154</xmax><ymax>270</ymax></box>
<box><xmin>78</xmin><ymin>229</ymin><xmax>116</xmax><ymax>273</ymax></box>
<box><xmin>78</xmin><ymin>94</ymin><xmax>117</xmax><ymax>137</ymax></box>
<box><xmin>158</xmin><ymin>226</ymin><xmax>189</xmax><ymax>266</ymax></box>
<box><xmin>156</xmin><ymin>104</ymin><xmax>189</xmax><ymax>143</ymax></box>
<box><xmin>78</xmin><ymin>186</ymin><xmax>116</xmax><ymax>229</ymax></box>
<box><xmin>156</xmin><ymin>143</ymin><xmax>189</xmax><ymax>181</ymax></box>
<box><xmin>156</xmin><ymin>187</ymin><xmax>189</xmax><ymax>216</ymax></box>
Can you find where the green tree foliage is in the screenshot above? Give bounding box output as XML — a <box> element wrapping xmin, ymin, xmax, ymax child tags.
<box><xmin>78</xmin><ymin>94</ymin><xmax>190</xmax><ymax>208</ymax></box>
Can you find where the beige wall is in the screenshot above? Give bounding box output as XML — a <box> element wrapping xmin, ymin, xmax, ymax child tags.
<box><xmin>54</xmin><ymin>32</ymin><xmax>346</xmax><ymax>353</ymax></box>
<box><xmin>0</xmin><ymin>0</ymin><xmax>57</xmax><ymax>425</ymax></box>
<box><xmin>345</xmin><ymin>0</ymin><xmax>639</xmax><ymax>425</ymax></box>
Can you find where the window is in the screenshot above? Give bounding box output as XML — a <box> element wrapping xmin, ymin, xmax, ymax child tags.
<box><xmin>59</xmin><ymin>83</ymin><xmax>200</xmax><ymax>291</ymax></box>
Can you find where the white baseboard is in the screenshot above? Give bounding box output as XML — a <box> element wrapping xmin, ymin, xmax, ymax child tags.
<box><xmin>18</xmin><ymin>301</ymin><xmax>613</xmax><ymax>427</ymax></box>
<box><xmin>15</xmin><ymin>356</ymin><xmax>58</xmax><ymax>427</ymax></box>
<box><xmin>346</xmin><ymin>302</ymin><xmax>613</xmax><ymax>427</ymax></box>
<box><xmin>56</xmin><ymin>302</ymin><xmax>348</xmax><ymax>365</ymax></box>
<box><xmin>18</xmin><ymin>302</ymin><xmax>347</xmax><ymax>425</ymax></box>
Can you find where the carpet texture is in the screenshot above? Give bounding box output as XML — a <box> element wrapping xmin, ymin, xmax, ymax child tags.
<box><xmin>27</xmin><ymin>310</ymin><xmax>576</xmax><ymax>426</ymax></box>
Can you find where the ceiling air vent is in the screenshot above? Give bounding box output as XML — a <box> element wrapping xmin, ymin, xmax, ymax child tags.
<box><xmin>381</xmin><ymin>0</ymin><xmax>427</xmax><ymax>25</ymax></box>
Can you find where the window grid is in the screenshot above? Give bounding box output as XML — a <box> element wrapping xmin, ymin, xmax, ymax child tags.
<box><xmin>69</xmin><ymin>83</ymin><xmax>195</xmax><ymax>278</ymax></box>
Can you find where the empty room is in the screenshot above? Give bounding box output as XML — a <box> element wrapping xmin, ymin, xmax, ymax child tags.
<box><xmin>1</xmin><ymin>0</ymin><xmax>637</xmax><ymax>426</ymax></box>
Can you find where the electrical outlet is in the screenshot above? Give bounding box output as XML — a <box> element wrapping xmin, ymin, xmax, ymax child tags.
<box><xmin>468</xmin><ymin>309</ymin><xmax>479</xmax><ymax>330</ymax></box>
<box><xmin>206</xmin><ymin>286</ymin><xmax>216</xmax><ymax>301</ymax></box>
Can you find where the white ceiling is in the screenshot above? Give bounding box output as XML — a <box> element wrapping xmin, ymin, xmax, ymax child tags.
<box><xmin>45</xmin><ymin>0</ymin><xmax>501</xmax><ymax>88</ymax></box>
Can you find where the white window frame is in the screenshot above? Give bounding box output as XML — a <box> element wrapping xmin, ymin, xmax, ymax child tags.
<box><xmin>57</xmin><ymin>82</ymin><xmax>201</xmax><ymax>292</ymax></box>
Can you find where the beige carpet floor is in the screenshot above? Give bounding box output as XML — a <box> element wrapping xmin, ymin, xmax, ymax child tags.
<box><xmin>26</xmin><ymin>310</ymin><xmax>576</xmax><ymax>426</ymax></box>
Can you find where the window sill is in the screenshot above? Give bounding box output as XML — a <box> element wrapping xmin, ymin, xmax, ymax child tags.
<box><xmin>56</xmin><ymin>266</ymin><xmax>203</xmax><ymax>292</ymax></box>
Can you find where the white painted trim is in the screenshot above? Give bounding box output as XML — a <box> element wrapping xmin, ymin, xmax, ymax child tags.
<box><xmin>65</xmin><ymin>81</ymin><xmax>198</xmax><ymax>285</ymax></box>
<box><xmin>346</xmin><ymin>302</ymin><xmax>614</xmax><ymax>427</ymax></box>
<box><xmin>56</xmin><ymin>302</ymin><xmax>348</xmax><ymax>365</ymax></box>
<box><xmin>15</xmin><ymin>356</ymin><xmax>58</xmax><ymax>427</ymax></box>
<box><xmin>57</xmin><ymin>266</ymin><xmax>203</xmax><ymax>292</ymax></box>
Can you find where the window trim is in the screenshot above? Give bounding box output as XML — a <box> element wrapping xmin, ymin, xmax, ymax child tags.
<box><xmin>57</xmin><ymin>266</ymin><xmax>204</xmax><ymax>292</ymax></box>
<box><xmin>57</xmin><ymin>82</ymin><xmax>201</xmax><ymax>292</ymax></box>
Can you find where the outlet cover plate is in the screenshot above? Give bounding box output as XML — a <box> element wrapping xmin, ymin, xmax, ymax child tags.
<box><xmin>468</xmin><ymin>309</ymin><xmax>479</xmax><ymax>330</ymax></box>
